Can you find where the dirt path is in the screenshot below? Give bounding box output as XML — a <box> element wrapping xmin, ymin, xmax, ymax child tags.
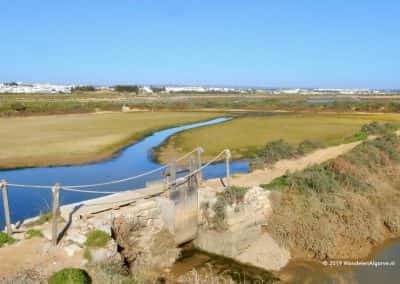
<box><xmin>204</xmin><ymin>140</ymin><xmax>364</xmax><ymax>189</ymax></box>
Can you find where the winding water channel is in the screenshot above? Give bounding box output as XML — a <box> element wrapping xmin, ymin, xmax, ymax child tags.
<box><xmin>0</xmin><ymin>117</ymin><xmax>249</xmax><ymax>228</ymax></box>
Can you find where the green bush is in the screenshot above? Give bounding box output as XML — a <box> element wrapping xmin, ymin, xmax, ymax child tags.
<box><xmin>211</xmin><ymin>186</ymin><xmax>249</xmax><ymax>231</ymax></box>
<box><xmin>297</xmin><ymin>139</ymin><xmax>322</xmax><ymax>154</ymax></box>
<box><xmin>10</xmin><ymin>102</ymin><xmax>26</xmax><ymax>112</ymax></box>
<box><xmin>0</xmin><ymin>232</ymin><xmax>16</xmax><ymax>247</ymax></box>
<box><xmin>259</xmin><ymin>139</ymin><xmax>296</xmax><ymax>166</ymax></box>
<box><xmin>48</xmin><ymin>268</ymin><xmax>91</xmax><ymax>284</ymax></box>
<box><xmin>84</xmin><ymin>230</ymin><xmax>111</xmax><ymax>248</ymax></box>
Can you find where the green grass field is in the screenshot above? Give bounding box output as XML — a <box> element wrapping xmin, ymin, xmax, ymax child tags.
<box><xmin>0</xmin><ymin>111</ymin><xmax>221</xmax><ymax>169</ymax></box>
<box><xmin>156</xmin><ymin>113</ymin><xmax>400</xmax><ymax>162</ymax></box>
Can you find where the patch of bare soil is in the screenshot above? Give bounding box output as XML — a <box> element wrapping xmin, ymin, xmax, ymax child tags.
<box><xmin>0</xmin><ymin>238</ymin><xmax>84</xmax><ymax>282</ymax></box>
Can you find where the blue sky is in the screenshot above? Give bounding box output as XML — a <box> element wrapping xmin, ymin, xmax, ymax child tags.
<box><xmin>1</xmin><ymin>0</ymin><xmax>399</xmax><ymax>88</ymax></box>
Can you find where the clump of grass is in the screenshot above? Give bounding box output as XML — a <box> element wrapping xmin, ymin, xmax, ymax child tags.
<box><xmin>211</xmin><ymin>186</ymin><xmax>249</xmax><ymax>231</ymax></box>
<box><xmin>83</xmin><ymin>248</ymin><xmax>92</xmax><ymax>262</ymax></box>
<box><xmin>0</xmin><ymin>232</ymin><xmax>16</xmax><ymax>247</ymax></box>
<box><xmin>87</xmin><ymin>261</ymin><xmax>161</xmax><ymax>284</ymax></box>
<box><xmin>25</xmin><ymin>211</ymin><xmax>64</xmax><ymax>227</ymax></box>
<box><xmin>48</xmin><ymin>268</ymin><xmax>91</xmax><ymax>284</ymax></box>
<box><xmin>84</xmin><ymin>230</ymin><xmax>111</xmax><ymax>248</ymax></box>
<box><xmin>25</xmin><ymin>229</ymin><xmax>43</xmax><ymax>239</ymax></box>
<box><xmin>346</xmin><ymin>131</ymin><xmax>368</xmax><ymax>142</ymax></box>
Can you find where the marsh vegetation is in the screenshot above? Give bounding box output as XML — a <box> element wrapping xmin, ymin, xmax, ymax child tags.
<box><xmin>156</xmin><ymin>113</ymin><xmax>400</xmax><ymax>163</ymax></box>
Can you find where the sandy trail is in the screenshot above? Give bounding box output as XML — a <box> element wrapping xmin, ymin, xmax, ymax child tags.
<box><xmin>204</xmin><ymin>140</ymin><xmax>364</xmax><ymax>189</ymax></box>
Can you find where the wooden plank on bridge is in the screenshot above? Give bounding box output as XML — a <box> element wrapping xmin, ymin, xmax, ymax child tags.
<box><xmin>60</xmin><ymin>185</ymin><xmax>166</xmax><ymax>219</ymax></box>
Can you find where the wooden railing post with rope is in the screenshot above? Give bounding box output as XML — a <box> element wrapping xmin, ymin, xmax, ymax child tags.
<box><xmin>196</xmin><ymin>147</ymin><xmax>204</xmax><ymax>184</ymax></box>
<box><xmin>51</xmin><ymin>183</ymin><xmax>61</xmax><ymax>246</ymax></box>
<box><xmin>225</xmin><ymin>149</ymin><xmax>231</xmax><ymax>187</ymax></box>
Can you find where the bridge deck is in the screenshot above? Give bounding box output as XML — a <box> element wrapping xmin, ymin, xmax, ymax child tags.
<box><xmin>60</xmin><ymin>185</ymin><xmax>166</xmax><ymax>219</ymax></box>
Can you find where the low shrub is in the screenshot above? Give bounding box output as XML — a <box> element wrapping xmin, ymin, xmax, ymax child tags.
<box><xmin>0</xmin><ymin>232</ymin><xmax>16</xmax><ymax>247</ymax></box>
<box><xmin>252</xmin><ymin>139</ymin><xmax>323</xmax><ymax>170</ymax></box>
<box><xmin>25</xmin><ymin>211</ymin><xmax>64</xmax><ymax>227</ymax></box>
<box><xmin>10</xmin><ymin>102</ymin><xmax>26</xmax><ymax>112</ymax></box>
<box><xmin>261</xmin><ymin>139</ymin><xmax>296</xmax><ymax>165</ymax></box>
<box><xmin>297</xmin><ymin>139</ymin><xmax>322</xmax><ymax>154</ymax></box>
<box><xmin>84</xmin><ymin>230</ymin><xmax>111</xmax><ymax>248</ymax></box>
<box><xmin>211</xmin><ymin>186</ymin><xmax>249</xmax><ymax>231</ymax></box>
<box><xmin>48</xmin><ymin>268</ymin><xmax>91</xmax><ymax>284</ymax></box>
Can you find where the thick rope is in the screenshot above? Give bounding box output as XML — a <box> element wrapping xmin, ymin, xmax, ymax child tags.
<box><xmin>60</xmin><ymin>187</ymin><xmax>120</xmax><ymax>194</ymax></box>
<box><xmin>62</xmin><ymin>165</ymin><xmax>168</xmax><ymax>189</ymax></box>
<box><xmin>6</xmin><ymin>183</ymin><xmax>53</xmax><ymax>189</ymax></box>
<box><xmin>2</xmin><ymin>147</ymin><xmax>219</xmax><ymax>192</ymax></box>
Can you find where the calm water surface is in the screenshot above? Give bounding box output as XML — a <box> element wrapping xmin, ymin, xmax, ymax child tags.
<box><xmin>0</xmin><ymin>117</ymin><xmax>249</xmax><ymax>228</ymax></box>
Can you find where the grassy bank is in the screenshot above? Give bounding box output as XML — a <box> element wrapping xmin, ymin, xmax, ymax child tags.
<box><xmin>155</xmin><ymin>113</ymin><xmax>400</xmax><ymax>163</ymax></box>
<box><xmin>0</xmin><ymin>111</ymin><xmax>222</xmax><ymax>169</ymax></box>
<box><xmin>264</xmin><ymin>134</ymin><xmax>400</xmax><ymax>260</ymax></box>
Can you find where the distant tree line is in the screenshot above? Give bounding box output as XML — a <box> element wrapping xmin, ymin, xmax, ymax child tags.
<box><xmin>4</xmin><ymin>82</ymin><xmax>18</xmax><ymax>86</ymax></box>
<box><xmin>72</xmin><ymin>86</ymin><xmax>96</xmax><ymax>92</ymax></box>
<box><xmin>114</xmin><ymin>85</ymin><xmax>139</xmax><ymax>93</ymax></box>
<box><xmin>150</xmin><ymin>86</ymin><xmax>166</xmax><ymax>93</ymax></box>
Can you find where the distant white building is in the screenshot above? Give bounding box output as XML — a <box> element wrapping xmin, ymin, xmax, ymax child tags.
<box><xmin>0</xmin><ymin>82</ymin><xmax>72</xmax><ymax>94</ymax></box>
<box><xmin>165</xmin><ymin>86</ymin><xmax>207</xmax><ymax>93</ymax></box>
<box><xmin>140</xmin><ymin>86</ymin><xmax>154</xmax><ymax>94</ymax></box>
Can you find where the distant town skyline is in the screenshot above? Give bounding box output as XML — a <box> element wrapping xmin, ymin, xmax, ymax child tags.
<box><xmin>1</xmin><ymin>1</ymin><xmax>399</xmax><ymax>89</ymax></box>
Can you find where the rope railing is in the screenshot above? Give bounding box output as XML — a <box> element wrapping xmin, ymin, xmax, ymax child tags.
<box><xmin>1</xmin><ymin>147</ymin><xmax>232</xmax><ymax>246</ymax></box>
<box><xmin>2</xmin><ymin>147</ymin><xmax>204</xmax><ymax>191</ymax></box>
<box><xmin>60</xmin><ymin>187</ymin><xmax>120</xmax><ymax>194</ymax></box>
<box><xmin>62</xmin><ymin>164</ymin><xmax>168</xmax><ymax>189</ymax></box>
<box><xmin>6</xmin><ymin>183</ymin><xmax>53</xmax><ymax>189</ymax></box>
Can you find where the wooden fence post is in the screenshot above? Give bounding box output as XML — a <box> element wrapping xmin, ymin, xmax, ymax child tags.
<box><xmin>196</xmin><ymin>147</ymin><xmax>204</xmax><ymax>185</ymax></box>
<box><xmin>189</xmin><ymin>155</ymin><xmax>196</xmax><ymax>189</ymax></box>
<box><xmin>51</xmin><ymin>183</ymin><xmax>60</xmax><ymax>246</ymax></box>
<box><xmin>225</xmin><ymin>149</ymin><xmax>231</xmax><ymax>187</ymax></box>
<box><xmin>169</xmin><ymin>161</ymin><xmax>176</xmax><ymax>192</ymax></box>
<box><xmin>1</xmin><ymin>180</ymin><xmax>12</xmax><ymax>235</ymax></box>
